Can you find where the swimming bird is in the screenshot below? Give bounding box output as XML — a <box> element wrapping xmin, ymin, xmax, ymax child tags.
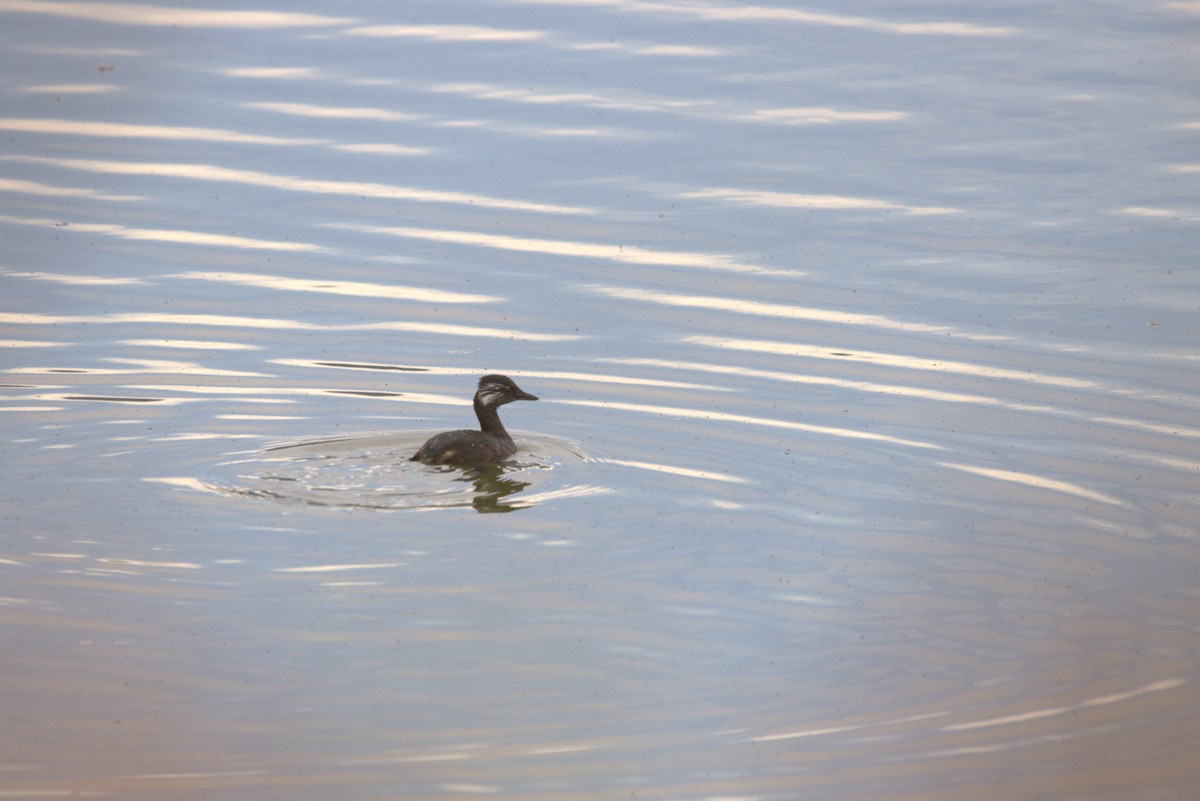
<box><xmin>410</xmin><ymin>374</ymin><xmax>538</xmax><ymax>465</ymax></box>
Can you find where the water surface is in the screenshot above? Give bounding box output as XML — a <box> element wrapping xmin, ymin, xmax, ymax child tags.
<box><xmin>2</xmin><ymin>1</ymin><xmax>1198</xmax><ymax>799</ymax></box>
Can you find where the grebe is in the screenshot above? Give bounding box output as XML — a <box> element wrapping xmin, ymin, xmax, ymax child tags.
<box><xmin>410</xmin><ymin>374</ymin><xmax>538</xmax><ymax>465</ymax></box>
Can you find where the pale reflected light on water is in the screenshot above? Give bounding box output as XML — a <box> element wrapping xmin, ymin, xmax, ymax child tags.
<box><xmin>182</xmin><ymin>431</ymin><xmax>602</xmax><ymax>513</ymax></box>
<box><xmin>1</xmin><ymin>1</ymin><xmax>1198</xmax><ymax>799</ymax></box>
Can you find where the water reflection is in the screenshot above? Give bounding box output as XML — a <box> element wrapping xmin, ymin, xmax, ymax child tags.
<box><xmin>61</xmin><ymin>394</ymin><xmax>163</xmax><ymax>403</ymax></box>
<box><xmin>242</xmin><ymin>101</ymin><xmax>423</xmax><ymax>122</ymax></box>
<box><xmin>0</xmin><ymin>117</ymin><xmax>324</xmax><ymax>145</ymax></box>
<box><xmin>170</xmin><ymin>271</ymin><xmax>499</xmax><ymax>303</ymax></box>
<box><xmin>679</xmin><ymin>185</ymin><xmax>959</xmax><ymax>215</ymax></box>
<box><xmin>221</xmin><ymin>67</ymin><xmax>322</xmax><ymax>79</ymax></box>
<box><xmin>610</xmin><ymin>356</ymin><xmax>1006</xmax><ymax>404</ymax></box>
<box><xmin>596</xmin><ymin>456</ymin><xmax>748</xmax><ymax>484</ymax></box>
<box><xmin>685</xmin><ymin>334</ymin><xmax>1096</xmax><ymax>386</ymax></box>
<box><xmin>592</xmin><ymin>285</ymin><xmax>950</xmax><ymax>332</ymax></box>
<box><xmin>2</xmin><ymin>0</ymin><xmax>1197</xmax><ymax>797</ymax></box>
<box><xmin>286</xmin><ymin>360</ymin><xmax>726</xmax><ymax>391</ymax></box>
<box><xmin>5</xmin><ymin>269</ymin><xmax>144</xmax><ymax>286</ymax></box>
<box><xmin>347</xmin><ymin>223</ymin><xmax>791</xmax><ymax>275</ymax></box>
<box><xmin>558</xmin><ymin>398</ymin><xmax>944</xmax><ymax>449</ymax></box>
<box><xmin>451</xmin><ymin>463</ymin><xmax>532</xmax><ymax>514</ymax></box>
<box><xmin>21</xmin><ymin>82</ymin><xmax>120</xmax><ymax>94</ymax></box>
<box><xmin>244</xmin><ymin>96</ymin><xmax>640</xmax><ymax>140</ymax></box>
<box><xmin>0</xmin><ymin>310</ymin><xmax>576</xmax><ymax>341</ymax></box>
<box><xmin>425</xmin><ymin>80</ymin><xmax>910</xmax><ymax>130</ymax></box>
<box><xmin>0</xmin><ymin>212</ymin><xmax>323</xmax><ymax>252</ymax></box>
<box><xmin>345</xmin><ymin>23</ymin><xmax>545</xmax><ymax>43</ymax></box>
<box><xmin>737</xmin><ymin>106</ymin><xmax>908</xmax><ymax>124</ymax></box>
<box><xmin>4</xmin><ymin>155</ymin><xmax>590</xmax><ymax>214</ymax></box>
<box><xmin>509</xmin><ymin>0</ymin><xmax>1018</xmax><ymax>36</ymax></box>
<box><xmin>1</xmin><ymin>2</ymin><xmax>352</xmax><ymax>28</ymax></box>
<box><xmin>188</xmin><ymin>433</ymin><xmax>595</xmax><ymax>513</ymax></box>
<box><xmin>0</xmin><ymin>176</ymin><xmax>141</xmax><ymax>201</ymax></box>
<box><xmin>938</xmin><ymin>461</ymin><xmax>1124</xmax><ymax>506</ymax></box>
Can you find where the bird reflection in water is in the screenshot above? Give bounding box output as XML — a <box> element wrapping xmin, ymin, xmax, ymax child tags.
<box><xmin>449</xmin><ymin>462</ymin><xmax>532</xmax><ymax>513</ymax></box>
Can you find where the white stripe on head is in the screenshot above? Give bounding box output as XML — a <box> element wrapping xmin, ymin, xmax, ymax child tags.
<box><xmin>477</xmin><ymin>382</ymin><xmax>508</xmax><ymax>407</ymax></box>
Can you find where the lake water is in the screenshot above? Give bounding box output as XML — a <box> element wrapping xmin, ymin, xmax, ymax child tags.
<box><xmin>2</xmin><ymin>2</ymin><xmax>1198</xmax><ymax>799</ymax></box>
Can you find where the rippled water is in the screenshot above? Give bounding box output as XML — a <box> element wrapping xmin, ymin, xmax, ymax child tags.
<box><xmin>195</xmin><ymin>431</ymin><xmax>595</xmax><ymax>511</ymax></box>
<box><xmin>2</xmin><ymin>2</ymin><xmax>1199</xmax><ymax>799</ymax></box>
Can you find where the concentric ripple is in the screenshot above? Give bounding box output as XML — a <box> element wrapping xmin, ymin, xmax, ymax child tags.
<box><xmin>196</xmin><ymin>432</ymin><xmax>606</xmax><ymax>513</ymax></box>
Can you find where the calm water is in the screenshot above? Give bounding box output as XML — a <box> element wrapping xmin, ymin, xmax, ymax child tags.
<box><xmin>2</xmin><ymin>2</ymin><xmax>1198</xmax><ymax>799</ymax></box>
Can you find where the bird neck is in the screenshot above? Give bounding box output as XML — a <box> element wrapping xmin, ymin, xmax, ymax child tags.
<box><xmin>474</xmin><ymin>398</ymin><xmax>512</xmax><ymax>441</ymax></box>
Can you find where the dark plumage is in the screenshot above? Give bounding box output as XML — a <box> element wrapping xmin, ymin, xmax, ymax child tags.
<box><xmin>410</xmin><ymin>374</ymin><xmax>539</xmax><ymax>465</ymax></box>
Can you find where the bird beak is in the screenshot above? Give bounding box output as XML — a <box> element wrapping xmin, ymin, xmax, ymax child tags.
<box><xmin>515</xmin><ymin>390</ymin><xmax>538</xmax><ymax>401</ymax></box>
